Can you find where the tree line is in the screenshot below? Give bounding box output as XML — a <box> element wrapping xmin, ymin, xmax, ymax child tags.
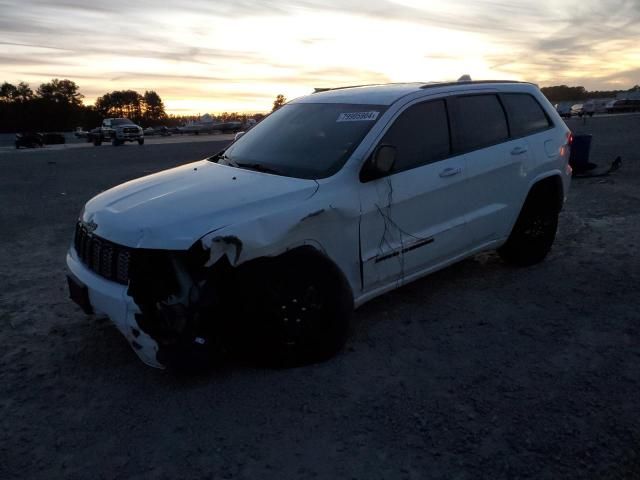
<box><xmin>0</xmin><ymin>79</ymin><xmax>95</xmax><ymax>133</ymax></box>
<box><xmin>0</xmin><ymin>77</ymin><xmax>275</xmax><ymax>133</ymax></box>
<box><xmin>0</xmin><ymin>78</ymin><xmax>171</xmax><ymax>133</ymax></box>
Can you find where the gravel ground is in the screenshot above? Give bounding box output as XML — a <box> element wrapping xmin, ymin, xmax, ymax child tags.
<box><xmin>1</xmin><ymin>115</ymin><xmax>639</xmax><ymax>479</ymax></box>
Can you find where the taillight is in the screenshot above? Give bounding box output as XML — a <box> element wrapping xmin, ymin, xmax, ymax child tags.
<box><xmin>560</xmin><ymin>131</ymin><xmax>573</xmax><ymax>158</ymax></box>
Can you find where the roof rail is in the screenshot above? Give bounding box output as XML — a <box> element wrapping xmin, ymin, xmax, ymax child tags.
<box><xmin>313</xmin><ymin>84</ymin><xmax>384</xmax><ymax>93</ymax></box>
<box><xmin>311</xmin><ymin>80</ymin><xmax>528</xmax><ymax>94</ymax></box>
<box><xmin>420</xmin><ymin>80</ymin><xmax>527</xmax><ymax>89</ymax></box>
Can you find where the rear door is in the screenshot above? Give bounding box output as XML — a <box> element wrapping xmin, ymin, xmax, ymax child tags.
<box><xmin>359</xmin><ymin>99</ymin><xmax>473</xmax><ymax>289</ymax></box>
<box><xmin>451</xmin><ymin>93</ymin><xmax>532</xmax><ymax>244</ymax></box>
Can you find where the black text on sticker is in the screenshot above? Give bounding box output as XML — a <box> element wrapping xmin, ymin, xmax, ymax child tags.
<box><xmin>337</xmin><ymin>111</ymin><xmax>380</xmax><ymax>122</ymax></box>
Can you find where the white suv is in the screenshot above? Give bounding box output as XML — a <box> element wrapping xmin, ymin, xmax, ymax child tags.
<box><xmin>67</xmin><ymin>80</ymin><xmax>572</xmax><ymax>369</ymax></box>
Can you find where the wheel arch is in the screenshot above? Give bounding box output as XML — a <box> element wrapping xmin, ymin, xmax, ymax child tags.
<box><xmin>525</xmin><ymin>173</ymin><xmax>565</xmax><ymax>213</ymax></box>
<box><xmin>234</xmin><ymin>244</ymin><xmax>355</xmax><ymax>310</ymax></box>
<box><xmin>502</xmin><ymin>172</ymin><xmax>565</xmax><ymax>244</ymax></box>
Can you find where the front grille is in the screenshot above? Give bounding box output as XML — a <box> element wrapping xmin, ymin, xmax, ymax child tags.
<box><xmin>74</xmin><ymin>222</ymin><xmax>132</xmax><ymax>285</ymax></box>
<box><xmin>123</xmin><ymin>127</ymin><xmax>138</xmax><ymax>134</ymax></box>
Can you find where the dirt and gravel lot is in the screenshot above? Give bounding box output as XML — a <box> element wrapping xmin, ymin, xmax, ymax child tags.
<box><xmin>1</xmin><ymin>115</ymin><xmax>639</xmax><ymax>479</ymax></box>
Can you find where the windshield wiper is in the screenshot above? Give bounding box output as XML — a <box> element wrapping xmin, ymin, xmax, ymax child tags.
<box><xmin>236</xmin><ymin>162</ymin><xmax>282</xmax><ymax>175</ymax></box>
<box><xmin>210</xmin><ymin>154</ymin><xmax>282</xmax><ymax>175</ymax></box>
<box><xmin>211</xmin><ymin>152</ymin><xmax>239</xmax><ymax>167</ymax></box>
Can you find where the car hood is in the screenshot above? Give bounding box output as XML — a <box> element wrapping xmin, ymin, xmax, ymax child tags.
<box><xmin>81</xmin><ymin>160</ymin><xmax>319</xmax><ymax>249</ymax></box>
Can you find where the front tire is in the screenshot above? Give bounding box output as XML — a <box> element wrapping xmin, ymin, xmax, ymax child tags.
<box><xmin>138</xmin><ymin>138</ymin><xmax>144</xmax><ymax>145</ymax></box>
<box><xmin>93</xmin><ymin>136</ymin><xmax>102</xmax><ymax>146</ymax></box>
<box><xmin>239</xmin><ymin>252</ymin><xmax>353</xmax><ymax>367</ymax></box>
<box><xmin>499</xmin><ymin>198</ymin><xmax>559</xmax><ymax>267</ymax></box>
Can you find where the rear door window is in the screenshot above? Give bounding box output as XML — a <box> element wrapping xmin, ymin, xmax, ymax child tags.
<box><xmin>501</xmin><ymin>93</ymin><xmax>551</xmax><ymax>137</ymax></box>
<box><xmin>381</xmin><ymin>100</ymin><xmax>451</xmax><ymax>173</ymax></box>
<box><xmin>454</xmin><ymin>95</ymin><xmax>509</xmax><ymax>152</ymax></box>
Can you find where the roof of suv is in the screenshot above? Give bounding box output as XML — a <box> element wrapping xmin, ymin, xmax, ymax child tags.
<box><xmin>294</xmin><ymin>80</ymin><xmax>532</xmax><ymax>106</ymax></box>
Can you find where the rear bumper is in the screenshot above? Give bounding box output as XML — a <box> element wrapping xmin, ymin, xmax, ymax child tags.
<box><xmin>66</xmin><ymin>249</ymin><xmax>164</xmax><ymax>368</ymax></box>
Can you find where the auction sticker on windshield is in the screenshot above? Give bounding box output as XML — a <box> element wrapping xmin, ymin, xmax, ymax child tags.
<box><xmin>337</xmin><ymin>111</ymin><xmax>380</xmax><ymax>122</ymax></box>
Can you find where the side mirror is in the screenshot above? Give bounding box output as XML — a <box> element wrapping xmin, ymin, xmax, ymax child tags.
<box><xmin>234</xmin><ymin>131</ymin><xmax>245</xmax><ymax>141</ymax></box>
<box><xmin>361</xmin><ymin>144</ymin><xmax>397</xmax><ymax>182</ymax></box>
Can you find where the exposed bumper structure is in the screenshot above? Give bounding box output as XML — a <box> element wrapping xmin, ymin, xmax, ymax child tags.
<box><xmin>66</xmin><ymin>250</ymin><xmax>164</xmax><ymax>368</ymax></box>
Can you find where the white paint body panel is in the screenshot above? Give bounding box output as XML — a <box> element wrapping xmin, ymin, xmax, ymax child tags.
<box><xmin>82</xmin><ymin>161</ymin><xmax>319</xmax><ymax>249</ymax></box>
<box><xmin>359</xmin><ymin>154</ymin><xmax>471</xmax><ymax>289</ymax></box>
<box><xmin>68</xmin><ymin>81</ymin><xmax>571</xmax><ymax>367</ymax></box>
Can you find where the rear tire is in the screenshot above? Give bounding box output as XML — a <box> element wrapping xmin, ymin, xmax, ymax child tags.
<box><xmin>499</xmin><ymin>197</ymin><xmax>559</xmax><ymax>266</ymax></box>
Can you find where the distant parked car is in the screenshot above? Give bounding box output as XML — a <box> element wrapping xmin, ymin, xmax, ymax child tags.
<box><xmin>15</xmin><ymin>132</ymin><xmax>66</xmax><ymax>148</ymax></box>
<box><xmin>216</xmin><ymin>121</ymin><xmax>243</xmax><ymax>133</ymax></box>
<box><xmin>149</xmin><ymin>126</ymin><xmax>171</xmax><ymax>136</ymax></box>
<box><xmin>581</xmin><ymin>100</ymin><xmax>596</xmax><ymax>117</ymax></box>
<box><xmin>143</xmin><ymin>126</ymin><xmax>171</xmax><ymax>136</ymax></box>
<box><xmin>570</xmin><ymin>104</ymin><xmax>584</xmax><ymax>117</ymax></box>
<box><xmin>43</xmin><ymin>132</ymin><xmax>65</xmax><ymax>145</ymax></box>
<box><xmin>243</xmin><ymin>118</ymin><xmax>258</xmax><ymax>129</ymax></box>
<box><xmin>74</xmin><ymin>127</ymin><xmax>89</xmax><ymax>138</ymax></box>
<box><xmin>15</xmin><ymin>132</ymin><xmax>44</xmax><ymax>149</ymax></box>
<box><xmin>178</xmin><ymin>120</ymin><xmax>243</xmax><ymax>135</ymax></box>
<box><xmin>554</xmin><ymin>104</ymin><xmax>571</xmax><ymax>118</ymax></box>
<box><xmin>89</xmin><ymin>118</ymin><xmax>144</xmax><ymax>146</ymax></box>
<box><xmin>606</xmin><ymin>99</ymin><xmax>640</xmax><ymax>114</ymax></box>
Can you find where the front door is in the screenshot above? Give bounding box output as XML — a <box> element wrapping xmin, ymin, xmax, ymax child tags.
<box><xmin>359</xmin><ymin>98</ymin><xmax>473</xmax><ymax>291</ymax></box>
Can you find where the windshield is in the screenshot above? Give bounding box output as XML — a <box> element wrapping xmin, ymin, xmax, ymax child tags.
<box><xmin>111</xmin><ymin>118</ymin><xmax>132</xmax><ymax>126</ymax></box>
<box><xmin>216</xmin><ymin>103</ymin><xmax>387</xmax><ymax>179</ymax></box>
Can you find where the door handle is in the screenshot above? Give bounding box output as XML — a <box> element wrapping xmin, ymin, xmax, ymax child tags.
<box><xmin>511</xmin><ymin>146</ymin><xmax>528</xmax><ymax>155</ymax></box>
<box><xmin>439</xmin><ymin>167</ymin><xmax>463</xmax><ymax>178</ymax></box>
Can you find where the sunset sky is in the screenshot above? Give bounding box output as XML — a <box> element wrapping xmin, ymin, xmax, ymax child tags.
<box><xmin>1</xmin><ymin>0</ymin><xmax>639</xmax><ymax>114</ymax></box>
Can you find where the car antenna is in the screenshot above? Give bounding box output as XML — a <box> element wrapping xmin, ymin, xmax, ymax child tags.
<box><xmin>458</xmin><ymin>74</ymin><xmax>472</xmax><ymax>82</ymax></box>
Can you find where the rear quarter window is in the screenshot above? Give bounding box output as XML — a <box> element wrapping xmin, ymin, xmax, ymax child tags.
<box><xmin>454</xmin><ymin>94</ymin><xmax>509</xmax><ymax>152</ymax></box>
<box><xmin>501</xmin><ymin>93</ymin><xmax>551</xmax><ymax>137</ymax></box>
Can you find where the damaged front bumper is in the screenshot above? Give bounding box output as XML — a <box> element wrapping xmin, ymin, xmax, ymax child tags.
<box><xmin>66</xmin><ymin>250</ymin><xmax>164</xmax><ymax>368</ymax></box>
